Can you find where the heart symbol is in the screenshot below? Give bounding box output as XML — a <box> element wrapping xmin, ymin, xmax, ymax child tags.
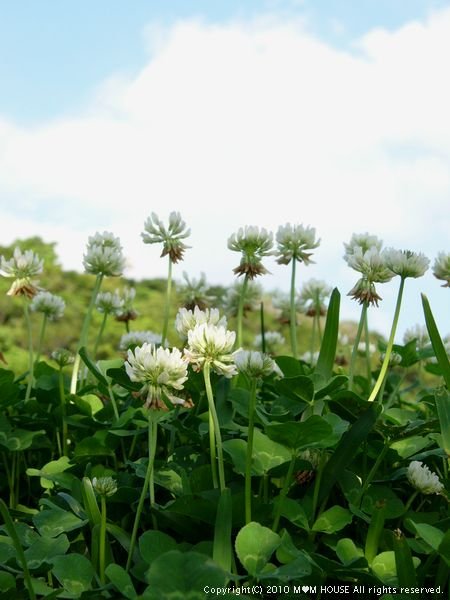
<box><xmin>302</xmin><ymin>586</ymin><xmax>309</xmax><ymax>593</ymax></box>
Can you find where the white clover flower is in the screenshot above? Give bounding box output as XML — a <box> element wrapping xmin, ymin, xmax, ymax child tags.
<box><xmin>142</xmin><ymin>212</ymin><xmax>190</xmax><ymax>263</ymax></box>
<box><xmin>253</xmin><ymin>331</ymin><xmax>286</xmax><ymax>355</ymax></box>
<box><xmin>96</xmin><ymin>290</ymin><xmax>124</xmax><ymax>316</ymax></box>
<box><xmin>403</xmin><ymin>324</ymin><xmax>430</xmax><ymax>351</ymax></box>
<box><xmin>30</xmin><ymin>291</ymin><xmax>65</xmax><ymax>321</ymax></box>
<box><xmin>407</xmin><ymin>461</ymin><xmax>444</xmax><ymax>495</ymax></box>
<box><xmin>223</xmin><ymin>280</ymin><xmax>262</xmax><ymax>317</ymax></box>
<box><xmin>433</xmin><ymin>252</ymin><xmax>450</xmax><ymax>287</ymax></box>
<box><xmin>272</xmin><ymin>291</ymin><xmax>301</xmax><ymax>324</ymax></box>
<box><xmin>119</xmin><ymin>330</ymin><xmax>162</xmax><ymax>351</ymax></box>
<box><xmin>51</xmin><ymin>348</ymin><xmax>74</xmax><ymax>367</ymax></box>
<box><xmin>379</xmin><ymin>350</ymin><xmax>402</xmax><ymax>366</ymax></box>
<box><xmin>125</xmin><ymin>343</ymin><xmax>189</xmax><ymax>409</ymax></box>
<box><xmin>228</xmin><ymin>226</ymin><xmax>273</xmax><ymax>279</ymax></box>
<box><xmin>92</xmin><ymin>476</ymin><xmax>118</xmax><ymax>497</ymax></box>
<box><xmin>298</xmin><ymin>279</ymin><xmax>332</xmax><ymax>317</ymax></box>
<box><xmin>234</xmin><ymin>350</ymin><xmax>283</xmax><ymax>379</ymax></box>
<box><xmin>175</xmin><ymin>306</ymin><xmax>227</xmax><ymax>340</ymax></box>
<box><xmin>300</xmin><ymin>351</ymin><xmax>320</xmax><ymax>365</ymax></box>
<box><xmin>383</xmin><ymin>248</ymin><xmax>429</xmax><ymax>279</ymax></box>
<box><xmin>83</xmin><ymin>231</ymin><xmax>125</xmax><ymax>277</ymax></box>
<box><xmin>116</xmin><ymin>287</ymin><xmax>138</xmax><ymax>322</ymax></box>
<box><xmin>275</xmin><ymin>223</ymin><xmax>320</xmax><ymax>266</ymax></box>
<box><xmin>0</xmin><ymin>247</ymin><xmax>44</xmax><ymax>298</ymax></box>
<box><xmin>178</xmin><ymin>271</ymin><xmax>215</xmax><ymax>311</ymax></box>
<box><xmin>184</xmin><ymin>323</ymin><xmax>238</xmax><ymax>377</ymax></box>
<box><xmin>357</xmin><ymin>342</ymin><xmax>376</xmax><ymax>355</ymax></box>
<box><xmin>343</xmin><ymin>232</ymin><xmax>383</xmax><ymax>262</ymax></box>
<box><xmin>346</xmin><ymin>247</ymin><xmax>394</xmax><ymax>306</ymax></box>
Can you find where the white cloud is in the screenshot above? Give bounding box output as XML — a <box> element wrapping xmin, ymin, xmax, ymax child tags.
<box><xmin>0</xmin><ymin>10</ymin><xmax>449</xmax><ymax>335</ymax></box>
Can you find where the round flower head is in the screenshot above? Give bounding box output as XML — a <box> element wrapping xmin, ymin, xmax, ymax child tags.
<box><xmin>224</xmin><ymin>280</ymin><xmax>262</xmax><ymax>317</ymax></box>
<box><xmin>253</xmin><ymin>331</ymin><xmax>285</xmax><ymax>355</ymax></box>
<box><xmin>275</xmin><ymin>223</ymin><xmax>320</xmax><ymax>266</ymax></box>
<box><xmin>346</xmin><ymin>247</ymin><xmax>394</xmax><ymax>306</ymax></box>
<box><xmin>51</xmin><ymin>348</ymin><xmax>74</xmax><ymax>368</ymax></box>
<box><xmin>178</xmin><ymin>271</ymin><xmax>215</xmax><ymax>311</ymax></box>
<box><xmin>0</xmin><ymin>247</ymin><xmax>43</xmax><ymax>298</ymax></box>
<box><xmin>433</xmin><ymin>252</ymin><xmax>450</xmax><ymax>287</ymax></box>
<box><xmin>228</xmin><ymin>226</ymin><xmax>273</xmax><ymax>279</ymax></box>
<box><xmin>343</xmin><ymin>232</ymin><xmax>383</xmax><ymax>262</ymax></box>
<box><xmin>272</xmin><ymin>291</ymin><xmax>301</xmax><ymax>324</ymax></box>
<box><xmin>383</xmin><ymin>248</ymin><xmax>429</xmax><ymax>279</ymax></box>
<box><xmin>119</xmin><ymin>330</ymin><xmax>162</xmax><ymax>351</ymax></box>
<box><xmin>125</xmin><ymin>343</ymin><xmax>189</xmax><ymax>409</ymax></box>
<box><xmin>403</xmin><ymin>324</ymin><xmax>430</xmax><ymax>351</ymax></box>
<box><xmin>116</xmin><ymin>287</ymin><xmax>138</xmax><ymax>323</ymax></box>
<box><xmin>298</xmin><ymin>279</ymin><xmax>332</xmax><ymax>317</ymax></box>
<box><xmin>142</xmin><ymin>212</ymin><xmax>190</xmax><ymax>263</ymax></box>
<box><xmin>184</xmin><ymin>323</ymin><xmax>238</xmax><ymax>377</ymax></box>
<box><xmin>234</xmin><ymin>350</ymin><xmax>283</xmax><ymax>379</ymax></box>
<box><xmin>83</xmin><ymin>231</ymin><xmax>125</xmax><ymax>277</ymax></box>
<box><xmin>92</xmin><ymin>476</ymin><xmax>118</xmax><ymax>497</ymax></box>
<box><xmin>407</xmin><ymin>461</ymin><xmax>444</xmax><ymax>495</ymax></box>
<box><xmin>96</xmin><ymin>290</ymin><xmax>124</xmax><ymax>316</ymax></box>
<box><xmin>30</xmin><ymin>291</ymin><xmax>65</xmax><ymax>321</ymax></box>
<box><xmin>175</xmin><ymin>306</ymin><xmax>227</xmax><ymax>340</ymax></box>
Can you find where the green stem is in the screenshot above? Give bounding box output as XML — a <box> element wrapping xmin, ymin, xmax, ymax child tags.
<box><xmin>35</xmin><ymin>314</ymin><xmax>47</xmax><ymax>366</ymax></box>
<box><xmin>93</xmin><ymin>313</ymin><xmax>108</xmax><ymax>359</ymax></box>
<box><xmin>59</xmin><ymin>369</ymin><xmax>68</xmax><ymax>456</ymax></box>
<box><xmin>289</xmin><ymin>259</ymin><xmax>298</xmax><ymax>358</ymax></box>
<box><xmin>24</xmin><ymin>301</ymin><xmax>34</xmax><ymax>402</ymax></box>
<box><xmin>126</xmin><ymin>416</ymin><xmax>158</xmax><ymax>571</ymax></box>
<box><xmin>368</xmin><ymin>278</ymin><xmax>405</xmax><ymax>403</ymax></box>
<box><xmin>70</xmin><ymin>273</ymin><xmax>104</xmax><ymax>394</ymax></box>
<box><xmin>149</xmin><ymin>418</ymin><xmax>157</xmax><ymax>510</ymax></box>
<box><xmin>311</xmin><ymin>452</ymin><xmax>326</xmax><ymax>525</ymax></box>
<box><xmin>404</xmin><ymin>490</ymin><xmax>419</xmax><ymax>513</ymax></box>
<box><xmin>272</xmin><ymin>454</ymin><xmax>296</xmax><ymax>532</ymax></box>
<box><xmin>364</xmin><ymin>310</ymin><xmax>372</xmax><ymax>385</ymax></box>
<box><xmin>348</xmin><ymin>302</ymin><xmax>368</xmax><ymax>391</ymax></box>
<box><xmin>204</xmin><ymin>363</ymin><xmax>226</xmax><ymax>492</ymax></box>
<box><xmin>310</xmin><ymin>314</ymin><xmax>317</xmax><ymax>364</ymax></box>
<box><xmin>99</xmin><ymin>496</ymin><xmax>107</xmax><ymax>584</ymax></box>
<box><xmin>260</xmin><ymin>301</ymin><xmax>266</xmax><ymax>353</ymax></box>
<box><xmin>245</xmin><ymin>379</ymin><xmax>258</xmax><ymax>523</ymax></box>
<box><xmin>358</xmin><ymin>442</ymin><xmax>390</xmax><ymax>505</ymax></box>
<box><xmin>236</xmin><ymin>275</ymin><xmax>249</xmax><ymax>349</ymax></box>
<box><xmin>161</xmin><ymin>258</ymin><xmax>173</xmax><ymax>347</ymax></box>
<box><xmin>208</xmin><ymin>410</ymin><xmax>218</xmax><ymax>489</ymax></box>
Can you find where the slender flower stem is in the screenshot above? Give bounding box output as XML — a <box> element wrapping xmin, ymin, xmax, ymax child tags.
<box><xmin>24</xmin><ymin>301</ymin><xmax>34</xmax><ymax>402</ymax></box>
<box><xmin>289</xmin><ymin>259</ymin><xmax>298</xmax><ymax>358</ymax></box>
<box><xmin>236</xmin><ymin>275</ymin><xmax>249</xmax><ymax>349</ymax></box>
<box><xmin>93</xmin><ymin>313</ymin><xmax>108</xmax><ymax>358</ymax></box>
<box><xmin>208</xmin><ymin>410</ymin><xmax>218</xmax><ymax>489</ymax></box>
<box><xmin>310</xmin><ymin>313</ymin><xmax>317</xmax><ymax>364</ymax></box>
<box><xmin>99</xmin><ymin>496</ymin><xmax>107</xmax><ymax>584</ymax></box>
<box><xmin>70</xmin><ymin>273</ymin><xmax>104</xmax><ymax>394</ymax></box>
<box><xmin>368</xmin><ymin>278</ymin><xmax>405</xmax><ymax>403</ymax></box>
<box><xmin>126</xmin><ymin>416</ymin><xmax>158</xmax><ymax>571</ymax></box>
<box><xmin>245</xmin><ymin>379</ymin><xmax>258</xmax><ymax>523</ymax></box>
<box><xmin>364</xmin><ymin>310</ymin><xmax>372</xmax><ymax>385</ymax></box>
<box><xmin>404</xmin><ymin>490</ymin><xmax>419</xmax><ymax>512</ymax></box>
<box><xmin>204</xmin><ymin>363</ymin><xmax>226</xmax><ymax>492</ymax></box>
<box><xmin>260</xmin><ymin>302</ymin><xmax>266</xmax><ymax>353</ymax></box>
<box><xmin>35</xmin><ymin>314</ymin><xmax>47</xmax><ymax>366</ymax></box>
<box><xmin>348</xmin><ymin>302</ymin><xmax>368</xmax><ymax>391</ymax></box>
<box><xmin>161</xmin><ymin>257</ymin><xmax>173</xmax><ymax>347</ymax></box>
<box><xmin>358</xmin><ymin>442</ymin><xmax>390</xmax><ymax>506</ymax></box>
<box><xmin>272</xmin><ymin>454</ymin><xmax>296</xmax><ymax>532</ymax></box>
<box><xmin>59</xmin><ymin>369</ymin><xmax>68</xmax><ymax>456</ymax></box>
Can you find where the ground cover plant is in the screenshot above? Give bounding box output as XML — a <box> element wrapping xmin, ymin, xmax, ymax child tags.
<box><xmin>0</xmin><ymin>216</ymin><xmax>449</xmax><ymax>599</ymax></box>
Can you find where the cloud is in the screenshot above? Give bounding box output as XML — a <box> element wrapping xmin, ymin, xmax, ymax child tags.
<box><xmin>0</xmin><ymin>10</ymin><xmax>449</xmax><ymax>334</ymax></box>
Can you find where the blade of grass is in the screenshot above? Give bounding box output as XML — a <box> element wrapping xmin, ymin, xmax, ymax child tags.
<box><xmin>422</xmin><ymin>294</ymin><xmax>450</xmax><ymax>389</ymax></box>
<box><xmin>315</xmin><ymin>288</ymin><xmax>340</xmax><ymax>382</ymax></box>
<box><xmin>393</xmin><ymin>529</ymin><xmax>417</xmax><ymax>587</ymax></box>
<box><xmin>213</xmin><ymin>487</ymin><xmax>233</xmax><ymax>574</ymax></box>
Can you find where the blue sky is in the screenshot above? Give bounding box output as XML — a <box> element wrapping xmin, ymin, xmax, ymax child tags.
<box><xmin>0</xmin><ymin>0</ymin><xmax>449</xmax><ymax>339</ymax></box>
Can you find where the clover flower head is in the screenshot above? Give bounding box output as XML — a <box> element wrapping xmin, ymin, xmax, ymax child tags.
<box><xmin>403</xmin><ymin>324</ymin><xmax>430</xmax><ymax>351</ymax></box>
<box><xmin>51</xmin><ymin>348</ymin><xmax>74</xmax><ymax>367</ymax></box>
<box><xmin>96</xmin><ymin>290</ymin><xmax>124</xmax><ymax>316</ymax></box>
<box><xmin>300</xmin><ymin>351</ymin><xmax>320</xmax><ymax>366</ymax></box>
<box><xmin>343</xmin><ymin>232</ymin><xmax>383</xmax><ymax>262</ymax></box>
<box><xmin>433</xmin><ymin>252</ymin><xmax>450</xmax><ymax>287</ymax></box>
<box><xmin>379</xmin><ymin>350</ymin><xmax>402</xmax><ymax>366</ymax></box>
<box><xmin>383</xmin><ymin>248</ymin><xmax>429</xmax><ymax>279</ymax></box>
<box><xmin>346</xmin><ymin>247</ymin><xmax>393</xmax><ymax>283</ymax></box>
<box><xmin>119</xmin><ymin>330</ymin><xmax>162</xmax><ymax>351</ymax></box>
<box><xmin>298</xmin><ymin>278</ymin><xmax>332</xmax><ymax>317</ymax></box>
<box><xmin>92</xmin><ymin>476</ymin><xmax>118</xmax><ymax>497</ymax></box>
<box><xmin>178</xmin><ymin>271</ymin><xmax>215</xmax><ymax>311</ymax></box>
<box><xmin>234</xmin><ymin>350</ymin><xmax>283</xmax><ymax>379</ymax></box>
<box><xmin>83</xmin><ymin>231</ymin><xmax>125</xmax><ymax>277</ymax></box>
<box><xmin>116</xmin><ymin>287</ymin><xmax>138</xmax><ymax>322</ymax></box>
<box><xmin>0</xmin><ymin>247</ymin><xmax>44</xmax><ymax>298</ymax></box>
<box><xmin>272</xmin><ymin>291</ymin><xmax>301</xmax><ymax>324</ymax></box>
<box><xmin>30</xmin><ymin>291</ymin><xmax>65</xmax><ymax>321</ymax></box>
<box><xmin>142</xmin><ymin>211</ymin><xmax>190</xmax><ymax>263</ymax></box>
<box><xmin>253</xmin><ymin>331</ymin><xmax>286</xmax><ymax>355</ymax></box>
<box><xmin>275</xmin><ymin>223</ymin><xmax>320</xmax><ymax>266</ymax></box>
<box><xmin>224</xmin><ymin>280</ymin><xmax>262</xmax><ymax>317</ymax></box>
<box><xmin>228</xmin><ymin>226</ymin><xmax>273</xmax><ymax>279</ymax></box>
<box><xmin>407</xmin><ymin>461</ymin><xmax>444</xmax><ymax>495</ymax></box>
<box><xmin>184</xmin><ymin>323</ymin><xmax>238</xmax><ymax>377</ymax></box>
<box><xmin>175</xmin><ymin>306</ymin><xmax>227</xmax><ymax>340</ymax></box>
<box><xmin>125</xmin><ymin>343</ymin><xmax>189</xmax><ymax>409</ymax></box>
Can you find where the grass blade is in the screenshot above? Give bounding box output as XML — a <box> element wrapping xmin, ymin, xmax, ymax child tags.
<box><xmin>393</xmin><ymin>529</ymin><xmax>417</xmax><ymax>587</ymax></box>
<box><xmin>315</xmin><ymin>288</ymin><xmax>340</xmax><ymax>382</ymax></box>
<box><xmin>213</xmin><ymin>488</ymin><xmax>232</xmax><ymax>574</ymax></box>
<box><xmin>422</xmin><ymin>294</ymin><xmax>450</xmax><ymax>389</ymax></box>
